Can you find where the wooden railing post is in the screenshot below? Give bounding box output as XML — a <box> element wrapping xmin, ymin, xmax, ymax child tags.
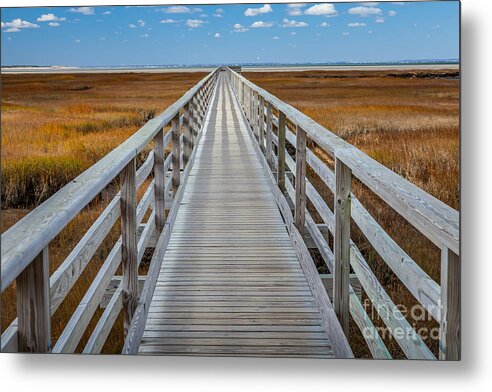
<box><xmin>16</xmin><ymin>247</ymin><xmax>51</xmax><ymax>352</ymax></box>
<box><xmin>277</xmin><ymin>111</ymin><xmax>286</xmax><ymax>192</ymax></box>
<box><xmin>171</xmin><ymin>114</ymin><xmax>181</xmax><ymax>192</ymax></box>
<box><xmin>183</xmin><ymin>103</ymin><xmax>191</xmax><ymax>168</ymax></box>
<box><xmin>266</xmin><ymin>101</ymin><xmax>273</xmax><ymax>168</ymax></box>
<box><xmin>294</xmin><ymin>125</ymin><xmax>307</xmax><ymax>234</ymax></box>
<box><xmin>153</xmin><ymin>128</ymin><xmax>165</xmax><ymax>233</ymax></box>
<box><xmin>439</xmin><ymin>247</ymin><xmax>460</xmax><ymax>360</ymax></box>
<box><xmin>250</xmin><ymin>88</ymin><xmax>254</xmax><ymax>126</ymax></box>
<box><xmin>258</xmin><ymin>96</ymin><xmax>265</xmax><ymax>151</ymax></box>
<box><xmin>334</xmin><ymin>155</ymin><xmax>351</xmax><ymax>337</ymax></box>
<box><xmin>120</xmin><ymin>158</ymin><xmax>138</xmax><ymax>337</ymax></box>
<box><xmin>253</xmin><ymin>91</ymin><xmax>258</xmax><ymax>139</ymax></box>
<box><xmin>189</xmin><ymin>100</ymin><xmax>195</xmax><ymax>150</ymax></box>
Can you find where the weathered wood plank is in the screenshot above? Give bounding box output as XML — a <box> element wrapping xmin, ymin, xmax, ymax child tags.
<box><xmin>439</xmin><ymin>247</ymin><xmax>460</xmax><ymax>360</ymax></box>
<box><xmin>277</xmin><ymin>111</ymin><xmax>287</xmax><ymax>192</ymax></box>
<box><xmin>171</xmin><ymin>114</ymin><xmax>181</xmax><ymax>192</ymax></box>
<box><xmin>154</xmin><ymin>128</ymin><xmax>165</xmax><ymax>233</ymax></box>
<box><xmin>120</xmin><ymin>158</ymin><xmax>139</xmax><ymax>337</ymax></box>
<box><xmin>16</xmin><ymin>247</ymin><xmax>51</xmax><ymax>352</ymax></box>
<box><xmin>294</xmin><ymin>126</ymin><xmax>307</xmax><ymax>234</ymax></box>
<box><xmin>334</xmin><ymin>157</ymin><xmax>351</xmax><ymax>337</ymax></box>
<box><xmin>336</xmin><ymin>147</ymin><xmax>459</xmax><ymax>254</ymax></box>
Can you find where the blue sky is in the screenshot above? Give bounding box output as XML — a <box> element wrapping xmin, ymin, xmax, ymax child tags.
<box><xmin>0</xmin><ymin>2</ymin><xmax>459</xmax><ymax>66</ymax></box>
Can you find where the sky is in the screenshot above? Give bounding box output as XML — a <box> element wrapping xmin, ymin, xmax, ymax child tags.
<box><xmin>0</xmin><ymin>1</ymin><xmax>460</xmax><ymax>66</ymax></box>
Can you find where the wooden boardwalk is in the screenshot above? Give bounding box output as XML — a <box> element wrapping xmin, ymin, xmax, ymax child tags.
<box><xmin>138</xmin><ymin>73</ymin><xmax>335</xmax><ymax>357</ymax></box>
<box><xmin>2</xmin><ymin>67</ymin><xmax>459</xmax><ymax>359</ymax></box>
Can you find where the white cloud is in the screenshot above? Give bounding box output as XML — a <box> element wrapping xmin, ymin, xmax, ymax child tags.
<box><xmin>233</xmin><ymin>23</ymin><xmax>249</xmax><ymax>32</ymax></box>
<box><xmin>290</xmin><ymin>31</ymin><xmax>296</xmax><ymax>36</ymax></box>
<box><xmin>348</xmin><ymin>6</ymin><xmax>382</xmax><ymax>17</ymax></box>
<box><xmin>375</xmin><ymin>17</ymin><xmax>385</xmax><ymax>23</ymax></box>
<box><xmin>368</xmin><ymin>30</ymin><xmax>373</xmax><ymax>34</ymax></box>
<box><xmin>186</xmin><ymin>19</ymin><xmax>205</xmax><ymax>28</ymax></box>
<box><xmin>214</xmin><ymin>32</ymin><xmax>221</xmax><ymax>38</ymax></box>
<box><xmin>165</xmin><ymin>6</ymin><xmax>190</xmax><ymax>14</ymax></box>
<box><xmin>320</xmin><ymin>22</ymin><xmax>330</xmax><ymax>27</ymax></box>
<box><xmin>69</xmin><ymin>7</ymin><xmax>94</xmax><ymax>15</ymax></box>
<box><xmin>140</xmin><ymin>33</ymin><xmax>149</xmax><ymax>38</ymax></box>
<box><xmin>213</xmin><ymin>8</ymin><xmax>224</xmax><ymax>17</ymax></box>
<box><xmin>48</xmin><ymin>22</ymin><xmax>60</xmax><ymax>27</ymax></box>
<box><xmin>102</xmin><ymin>11</ymin><xmax>111</xmax><ymax>15</ymax></box>
<box><xmin>287</xmin><ymin>4</ymin><xmax>307</xmax><ymax>16</ymax></box>
<box><xmin>282</xmin><ymin>18</ymin><xmax>308</xmax><ymax>28</ymax></box>
<box><xmin>160</xmin><ymin>19</ymin><xmax>177</xmax><ymax>24</ymax></box>
<box><xmin>129</xmin><ymin>24</ymin><xmax>136</xmax><ymax>28</ymax></box>
<box><xmin>304</xmin><ymin>4</ymin><xmax>337</xmax><ymax>16</ymax></box>
<box><xmin>1</xmin><ymin>18</ymin><xmax>39</xmax><ymax>33</ymax></box>
<box><xmin>74</xmin><ymin>39</ymin><xmax>80</xmax><ymax>43</ymax></box>
<box><xmin>250</xmin><ymin>21</ymin><xmax>274</xmax><ymax>28</ymax></box>
<box><xmin>37</xmin><ymin>13</ymin><xmax>66</xmax><ymax>22</ymax></box>
<box><xmin>348</xmin><ymin>22</ymin><xmax>366</xmax><ymax>27</ymax></box>
<box><xmin>137</xmin><ymin>19</ymin><xmax>145</xmax><ymax>27</ymax></box>
<box><xmin>272</xmin><ymin>36</ymin><xmax>280</xmax><ymax>40</ymax></box>
<box><xmin>245</xmin><ymin>4</ymin><xmax>273</xmax><ymax>17</ymax></box>
<box><xmin>342</xmin><ymin>32</ymin><xmax>350</xmax><ymax>36</ymax></box>
<box><xmin>388</xmin><ymin>10</ymin><xmax>397</xmax><ymax>16</ymax></box>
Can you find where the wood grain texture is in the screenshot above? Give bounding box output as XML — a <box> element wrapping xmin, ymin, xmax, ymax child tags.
<box><xmin>294</xmin><ymin>126</ymin><xmax>307</xmax><ymax>234</ymax></box>
<box><xmin>334</xmin><ymin>157</ymin><xmax>351</xmax><ymax>337</ymax></box>
<box><xmin>336</xmin><ymin>147</ymin><xmax>459</xmax><ymax>255</ymax></box>
<box><xmin>154</xmin><ymin>128</ymin><xmax>165</xmax><ymax>233</ymax></box>
<box><xmin>120</xmin><ymin>158</ymin><xmax>138</xmax><ymax>337</ymax></box>
<box><xmin>439</xmin><ymin>247</ymin><xmax>460</xmax><ymax>360</ymax></box>
<box><xmin>171</xmin><ymin>114</ymin><xmax>181</xmax><ymax>192</ymax></box>
<box><xmin>277</xmin><ymin>111</ymin><xmax>287</xmax><ymax>192</ymax></box>
<box><xmin>16</xmin><ymin>247</ymin><xmax>51</xmax><ymax>352</ymax></box>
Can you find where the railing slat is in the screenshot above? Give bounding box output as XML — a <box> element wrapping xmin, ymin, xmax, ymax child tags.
<box><xmin>440</xmin><ymin>247</ymin><xmax>460</xmax><ymax>360</ymax></box>
<box><xmin>16</xmin><ymin>247</ymin><xmax>51</xmax><ymax>352</ymax></box>
<box><xmin>171</xmin><ymin>114</ymin><xmax>181</xmax><ymax>193</ymax></box>
<box><xmin>334</xmin><ymin>156</ymin><xmax>352</xmax><ymax>337</ymax></box>
<box><xmin>154</xmin><ymin>129</ymin><xmax>165</xmax><ymax>233</ymax></box>
<box><xmin>277</xmin><ymin>111</ymin><xmax>286</xmax><ymax>192</ymax></box>
<box><xmin>294</xmin><ymin>126</ymin><xmax>307</xmax><ymax>234</ymax></box>
<box><xmin>120</xmin><ymin>158</ymin><xmax>138</xmax><ymax>337</ymax></box>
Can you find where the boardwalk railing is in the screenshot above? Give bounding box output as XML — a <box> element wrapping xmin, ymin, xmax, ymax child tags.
<box><xmin>226</xmin><ymin>67</ymin><xmax>460</xmax><ymax>360</ymax></box>
<box><xmin>1</xmin><ymin>69</ymin><xmax>219</xmax><ymax>353</ymax></box>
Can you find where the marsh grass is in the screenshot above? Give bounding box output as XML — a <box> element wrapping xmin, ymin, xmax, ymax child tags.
<box><xmin>1</xmin><ymin>72</ymin><xmax>205</xmax><ymax>209</ymax></box>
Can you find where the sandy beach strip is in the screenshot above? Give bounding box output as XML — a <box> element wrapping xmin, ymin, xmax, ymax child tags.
<box><xmin>1</xmin><ymin>63</ymin><xmax>459</xmax><ymax>74</ymax></box>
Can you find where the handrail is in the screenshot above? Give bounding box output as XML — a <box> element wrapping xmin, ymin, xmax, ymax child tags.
<box><xmin>226</xmin><ymin>66</ymin><xmax>460</xmax><ymax>360</ymax></box>
<box><xmin>229</xmin><ymin>69</ymin><xmax>459</xmax><ymax>256</ymax></box>
<box><xmin>1</xmin><ymin>68</ymin><xmax>219</xmax><ymax>353</ymax></box>
<box><xmin>1</xmin><ymin>69</ymin><xmax>218</xmax><ymax>292</ymax></box>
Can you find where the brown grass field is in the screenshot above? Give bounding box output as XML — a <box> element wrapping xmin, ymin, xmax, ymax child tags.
<box><xmin>1</xmin><ymin>69</ymin><xmax>459</xmax><ymax>357</ymax></box>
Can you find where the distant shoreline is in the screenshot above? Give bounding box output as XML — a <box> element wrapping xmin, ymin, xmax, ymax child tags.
<box><xmin>1</xmin><ymin>63</ymin><xmax>459</xmax><ymax>74</ymax></box>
